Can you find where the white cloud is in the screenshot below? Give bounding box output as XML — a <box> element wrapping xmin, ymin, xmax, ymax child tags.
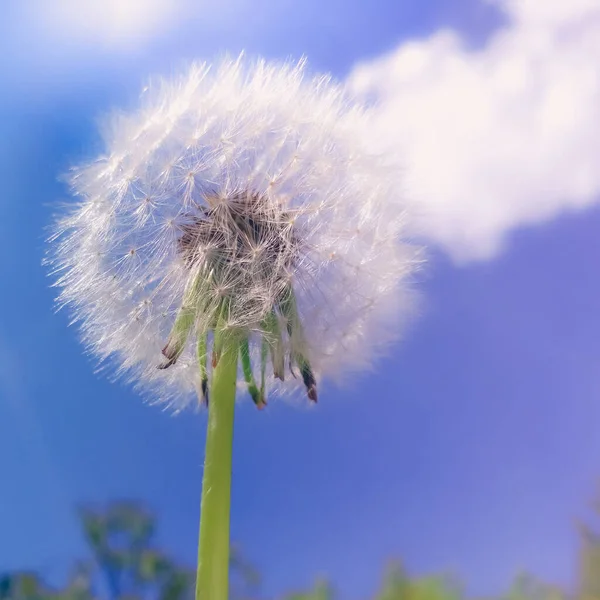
<box><xmin>347</xmin><ymin>0</ymin><xmax>600</xmax><ymax>262</ymax></box>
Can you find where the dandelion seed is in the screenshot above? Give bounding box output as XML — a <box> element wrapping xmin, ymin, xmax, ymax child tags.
<box><xmin>48</xmin><ymin>56</ymin><xmax>419</xmax><ymax>409</ymax></box>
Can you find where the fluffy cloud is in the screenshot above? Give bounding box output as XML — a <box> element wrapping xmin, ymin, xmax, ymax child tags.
<box><xmin>347</xmin><ymin>0</ymin><xmax>600</xmax><ymax>262</ymax></box>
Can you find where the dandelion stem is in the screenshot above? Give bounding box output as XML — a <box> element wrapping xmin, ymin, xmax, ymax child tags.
<box><xmin>196</xmin><ymin>332</ymin><xmax>238</xmax><ymax>600</ymax></box>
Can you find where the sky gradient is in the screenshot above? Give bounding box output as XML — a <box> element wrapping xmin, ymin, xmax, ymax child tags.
<box><xmin>1</xmin><ymin>0</ymin><xmax>600</xmax><ymax>597</ymax></box>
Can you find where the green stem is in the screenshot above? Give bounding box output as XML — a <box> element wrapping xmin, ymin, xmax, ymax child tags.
<box><xmin>196</xmin><ymin>334</ymin><xmax>238</xmax><ymax>600</ymax></box>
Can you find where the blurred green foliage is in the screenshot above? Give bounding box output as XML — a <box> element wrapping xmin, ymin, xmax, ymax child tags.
<box><xmin>1</xmin><ymin>497</ymin><xmax>599</xmax><ymax>600</ymax></box>
<box><xmin>0</xmin><ymin>502</ymin><xmax>257</xmax><ymax>600</ymax></box>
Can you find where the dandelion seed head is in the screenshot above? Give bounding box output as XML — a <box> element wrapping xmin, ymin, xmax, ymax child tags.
<box><xmin>48</xmin><ymin>55</ymin><xmax>422</xmax><ymax>409</ymax></box>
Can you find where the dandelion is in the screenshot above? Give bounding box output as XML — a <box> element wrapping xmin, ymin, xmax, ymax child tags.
<box><xmin>47</xmin><ymin>55</ymin><xmax>421</xmax><ymax>600</ymax></box>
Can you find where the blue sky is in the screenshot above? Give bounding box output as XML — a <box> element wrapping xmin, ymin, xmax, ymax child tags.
<box><xmin>2</xmin><ymin>0</ymin><xmax>600</xmax><ymax>597</ymax></box>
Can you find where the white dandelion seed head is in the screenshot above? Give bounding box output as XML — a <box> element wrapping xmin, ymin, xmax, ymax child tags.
<box><xmin>48</xmin><ymin>55</ymin><xmax>422</xmax><ymax>410</ymax></box>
